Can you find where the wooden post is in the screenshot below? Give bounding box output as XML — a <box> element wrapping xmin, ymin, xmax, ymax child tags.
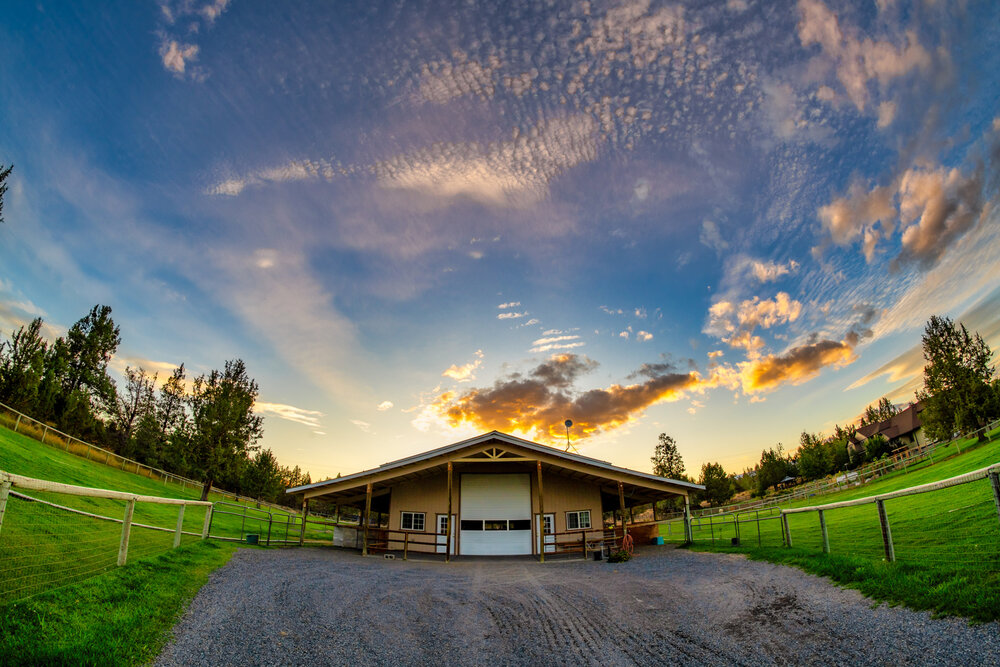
<box><xmin>537</xmin><ymin>461</ymin><xmax>545</xmax><ymax>563</ymax></box>
<box><xmin>876</xmin><ymin>499</ymin><xmax>894</xmax><ymax>562</ymax></box>
<box><xmin>818</xmin><ymin>509</ymin><xmax>829</xmax><ymax>554</ymax></box>
<box><xmin>403</xmin><ymin>531</ymin><xmax>409</xmax><ymax>561</ymax></box>
<box><xmin>618</xmin><ymin>481</ymin><xmax>627</xmax><ymax>546</ymax></box>
<box><xmin>13</xmin><ymin>414</ymin><xmax>21</xmax><ymax>432</ymax></box>
<box><xmin>118</xmin><ymin>499</ymin><xmax>136</xmax><ymax>566</ymax></box>
<box><xmin>173</xmin><ymin>505</ymin><xmax>186</xmax><ymax>548</ymax></box>
<box><xmin>362</xmin><ymin>482</ymin><xmax>373</xmax><ymax>556</ymax></box>
<box><xmin>201</xmin><ymin>505</ymin><xmax>213</xmax><ymax>539</ymax></box>
<box><xmin>0</xmin><ymin>480</ymin><xmax>11</xmax><ymax>538</ymax></box>
<box><xmin>683</xmin><ymin>495</ymin><xmax>692</xmax><ymax>543</ymax></box>
<box><xmin>299</xmin><ymin>499</ymin><xmax>309</xmax><ymax>546</ymax></box>
<box><xmin>41</xmin><ymin>424</ymin><xmax>48</xmax><ymax>445</ymax></box>
<box><xmin>989</xmin><ymin>471</ymin><xmax>1000</xmax><ymax>529</ymax></box>
<box><xmin>581</xmin><ymin>530</ymin><xmax>586</xmax><ymax>559</ymax></box>
<box><xmin>446</xmin><ymin>462</ymin><xmax>453</xmax><ymax>563</ymax></box>
<box><xmin>781</xmin><ymin>513</ymin><xmax>792</xmax><ymax>547</ymax></box>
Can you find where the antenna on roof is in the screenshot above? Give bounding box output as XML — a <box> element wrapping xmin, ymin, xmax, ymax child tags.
<box><xmin>564</xmin><ymin>419</ymin><xmax>579</xmax><ymax>453</ymax></box>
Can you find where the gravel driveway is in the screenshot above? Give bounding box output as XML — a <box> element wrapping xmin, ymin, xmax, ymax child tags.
<box><xmin>156</xmin><ymin>546</ymin><xmax>1000</xmax><ymax>666</ymax></box>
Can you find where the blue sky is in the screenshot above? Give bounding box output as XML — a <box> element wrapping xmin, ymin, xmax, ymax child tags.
<box><xmin>1</xmin><ymin>0</ymin><xmax>998</xmax><ymax>480</ymax></box>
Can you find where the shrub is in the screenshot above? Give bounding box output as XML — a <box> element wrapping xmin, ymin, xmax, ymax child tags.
<box><xmin>607</xmin><ymin>549</ymin><xmax>632</xmax><ymax>563</ymax></box>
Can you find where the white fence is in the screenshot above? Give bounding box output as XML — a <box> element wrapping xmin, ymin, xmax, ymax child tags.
<box><xmin>0</xmin><ymin>398</ymin><xmax>297</xmax><ymax>515</ymax></box>
<box><xmin>0</xmin><ymin>470</ymin><xmax>213</xmax><ymax>601</ymax></box>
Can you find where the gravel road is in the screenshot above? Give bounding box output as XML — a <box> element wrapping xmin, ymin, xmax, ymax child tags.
<box><xmin>156</xmin><ymin>546</ymin><xmax>1000</xmax><ymax>666</ymax></box>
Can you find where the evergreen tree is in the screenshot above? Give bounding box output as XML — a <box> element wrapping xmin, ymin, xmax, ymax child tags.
<box><xmin>0</xmin><ymin>162</ymin><xmax>12</xmax><ymax>225</ymax></box>
<box><xmin>698</xmin><ymin>462</ymin><xmax>734</xmax><ymax>506</ymax></box>
<box><xmin>916</xmin><ymin>316</ymin><xmax>998</xmax><ymax>440</ymax></box>
<box><xmin>0</xmin><ymin>318</ymin><xmax>49</xmax><ymax>411</ymax></box>
<box><xmin>860</xmin><ymin>397</ymin><xmax>899</xmax><ymax>426</ymax></box>
<box><xmin>651</xmin><ymin>433</ymin><xmax>684</xmax><ymax>478</ymax></box>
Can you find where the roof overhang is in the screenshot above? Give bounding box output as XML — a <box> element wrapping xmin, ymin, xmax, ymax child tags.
<box><xmin>288</xmin><ymin>431</ymin><xmax>702</xmax><ymax>505</ymax></box>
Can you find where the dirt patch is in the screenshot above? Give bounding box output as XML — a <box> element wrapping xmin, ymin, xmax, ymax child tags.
<box><xmin>156</xmin><ymin>545</ymin><xmax>1000</xmax><ymax>666</ymax></box>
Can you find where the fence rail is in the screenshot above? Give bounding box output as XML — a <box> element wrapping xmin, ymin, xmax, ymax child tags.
<box><xmin>0</xmin><ymin>398</ymin><xmax>297</xmax><ymax>516</ymax></box>
<box><xmin>0</xmin><ymin>470</ymin><xmax>213</xmax><ymax>602</ymax></box>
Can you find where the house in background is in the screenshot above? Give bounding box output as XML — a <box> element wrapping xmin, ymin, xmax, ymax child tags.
<box><xmin>288</xmin><ymin>431</ymin><xmax>702</xmax><ymax>559</ymax></box>
<box><xmin>854</xmin><ymin>401</ymin><xmax>928</xmax><ymax>456</ymax></box>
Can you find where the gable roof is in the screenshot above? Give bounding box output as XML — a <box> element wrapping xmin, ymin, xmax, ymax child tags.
<box><xmin>287</xmin><ymin>430</ymin><xmax>702</xmax><ymax>499</ymax></box>
<box><xmin>857</xmin><ymin>402</ymin><xmax>925</xmax><ymax>441</ymax></box>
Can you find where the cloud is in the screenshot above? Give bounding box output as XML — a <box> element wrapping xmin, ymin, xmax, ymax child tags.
<box><xmin>699</xmin><ymin>219</ymin><xmax>729</xmax><ymax>253</ymax></box>
<box><xmin>417</xmin><ymin>353</ymin><xmax>706</xmax><ymax>442</ymax></box>
<box><xmin>442</xmin><ymin>350</ymin><xmax>484</xmax><ymax>382</ymax></box>
<box><xmin>376</xmin><ymin>115</ymin><xmax>599</xmax><ymax>208</ymax></box>
<box><xmin>498</xmin><ymin>311</ymin><xmax>527</xmax><ymax>320</ymax></box>
<box><xmin>637</xmin><ymin>331</ymin><xmax>653</xmax><ymax>342</ymax></box>
<box><xmin>876</xmin><ymin>100</ymin><xmax>897</xmax><ymax>129</ymax></box>
<box><xmin>750</xmin><ymin>259</ymin><xmax>800</xmax><ymax>283</ymax></box>
<box><xmin>706</xmin><ymin>292</ymin><xmax>803</xmax><ymax>354</ymax></box>
<box><xmin>738</xmin><ymin>336</ymin><xmax>857</xmax><ymax>393</ymax></box>
<box><xmin>797</xmin><ymin>0</ymin><xmax>931</xmax><ymax>112</ymax></box>
<box><xmin>199</xmin><ymin>0</ymin><xmax>231</xmax><ymax>25</ymax></box>
<box><xmin>376</xmin><ymin>400</ymin><xmax>394</xmax><ymax>411</ymax></box>
<box><xmin>416</xmin><ymin>52</ymin><xmax>500</xmax><ymax>104</ymax></box>
<box><xmin>159</xmin><ymin>40</ymin><xmax>199</xmax><ymax>75</ymax></box>
<box><xmin>255</xmin><ymin>401</ymin><xmax>325</xmax><ymax>431</ymax></box>
<box><xmin>529</xmin><ymin>335</ymin><xmax>583</xmax><ymax>353</ymax></box>
<box><xmin>350</xmin><ymin>419</ymin><xmax>372</xmax><ymax>433</ymax></box>
<box><xmin>816</xmin><ymin>179</ymin><xmax>895</xmax><ymax>255</ymax></box>
<box><xmin>497</xmin><ymin>301</ymin><xmax>521</xmax><ymax>309</ymax></box>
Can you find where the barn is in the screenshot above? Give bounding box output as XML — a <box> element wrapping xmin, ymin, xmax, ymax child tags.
<box><xmin>288</xmin><ymin>431</ymin><xmax>701</xmax><ymax>559</ymax></box>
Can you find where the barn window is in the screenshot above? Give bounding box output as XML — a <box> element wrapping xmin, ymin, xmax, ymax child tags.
<box><xmin>401</xmin><ymin>511</ymin><xmax>425</xmax><ymax>531</ymax></box>
<box><xmin>566</xmin><ymin>510</ymin><xmax>591</xmax><ymax>530</ymax></box>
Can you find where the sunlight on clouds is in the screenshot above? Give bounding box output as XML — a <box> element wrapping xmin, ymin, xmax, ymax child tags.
<box><xmin>498</xmin><ymin>311</ymin><xmax>527</xmax><ymax>320</ymax></box>
<box><xmin>255</xmin><ymin>401</ymin><xmax>324</xmax><ymax>431</ymax></box>
<box><xmin>376</xmin><ymin>400</ymin><xmax>394</xmax><ymax>411</ymax></box>
<box><xmin>159</xmin><ymin>40</ymin><xmax>199</xmax><ymax>75</ymax></box>
<box><xmin>416</xmin><ymin>52</ymin><xmax>500</xmax><ymax>104</ymax></box>
<box><xmin>637</xmin><ymin>331</ymin><xmax>653</xmax><ymax>342</ymax></box>
<box><xmin>530</xmin><ymin>335</ymin><xmax>583</xmax><ymax>353</ymax></box>
<box><xmin>738</xmin><ymin>336</ymin><xmax>857</xmax><ymax>393</ymax></box>
<box><xmin>442</xmin><ymin>350</ymin><xmax>484</xmax><ymax>382</ymax></box>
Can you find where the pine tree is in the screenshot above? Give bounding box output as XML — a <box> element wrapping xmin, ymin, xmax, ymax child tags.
<box><xmin>651</xmin><ymin>433</ymin><xmax>684</xmax><ymax>479</ymax></box>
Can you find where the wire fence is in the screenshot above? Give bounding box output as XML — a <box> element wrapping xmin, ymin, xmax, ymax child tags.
<box><xmin>0</xmin><ymin>399</ymin><xmax>297</xmax><ymax>515</ymax></box>
<box><xmin>0</xmin><ymin>470</ymin><xmax>212</xmax><ymax>602</ymax></box>
<box><xmin>660</xmin><ymin>463</ymin><xmax>1000</xmax><ymax>576</ymax></box>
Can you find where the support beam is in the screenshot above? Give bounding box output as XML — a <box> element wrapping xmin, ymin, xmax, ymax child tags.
<box><xmin>537</xmin><ymin>461</ymin><xmax>545</xmax><ymax>563</ymax></box>
<box><xmin>362</xmin><ymin>482</ymin><xmax>373</xmax><ymax>556</ymax></box>
<box><xmin>618</xmin><ymin>481</ymin><xmax>627</xmax><ymax>545</ymax></box>
<box><xmin>299</xmin><ymin>498</ymin><xmax>309</xmax><ymax>546</ymax></box>
<box><xmin>446</xmin><ymin>462</ymin><xmax>453</xmax><ymax>563</ymax></box>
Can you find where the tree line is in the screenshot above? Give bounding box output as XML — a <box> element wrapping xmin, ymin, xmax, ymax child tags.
<box><xmin>0</xmin><ymin>306</ymin><xmax>311</xmax><ymax>504</ymax></box>
<box><xmin>653</xmin><ymin>314</ymin><xmax>1000</xmax><ymax>506</ymax></box>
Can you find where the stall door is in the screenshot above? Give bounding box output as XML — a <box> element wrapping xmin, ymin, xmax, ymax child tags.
<box><xmin>436</xmin><ymin>514</ymin><xmax>456</xmax><ymax>554</ymax></box>
<box><xmin>460</xmin><ymin>474</ymin><xmax>532</xmax><ymax>555</ymax></box>
<box><xmin>535</xmin><ymin>513</ymin><xmax>555</xmax><ymax>553</ymax></box>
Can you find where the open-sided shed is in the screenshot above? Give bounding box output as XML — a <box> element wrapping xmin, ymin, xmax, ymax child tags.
<box><xmin>287</xmin><ymin>431</ymin><xmax>702</xmax><ymax>559</ymax></box>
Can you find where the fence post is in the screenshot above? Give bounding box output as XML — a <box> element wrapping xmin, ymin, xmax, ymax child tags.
<box><xmin>988</xmin><ymin>471</ymin><xmax>1000</xmax><ymax>529</ymax></box>
<box><xmin>41</xmin><ymin>425</ymin><xmax>49</xmax><ymax>445</ymax></box>
<box><xmin>683</xmin><ymin>495</ymin><xmax>693</xmax><ymax>543</ymax></box>
<box><xmin>174</xmin><ymin>505</ymin><xmax>186</xmax><ymax>548</ymax></box>
<box><xmin>781</xmin><ymin>512</ymin><xmax>792</xmax><ymax>547</ymax></box>
<box><xmin>403</xmin><ymin>531</ymin><xmax>409</xmax><ymax>560</ymax></box>
<box><xmin>756</xmin><ymin>510</ymin><xmax>761</xmax><ymax>546</ymax></box>
<box><xmin>13</xmin><ymin>415</ymin><xmax>21</xmax><ymax>432</ymax></box>
<box><xmin>118</xmin><ymin>499</ymin><xmax>136</xmax><ymax>566</ymax></box>
<box><xmin>202</xmin><ymin>505</ymin><xmax>214</xmax><ymax>539</ymax></box>
<box><xmin>0</xmin><ymin>480</ymin><xmax>11</xmax><ymax>538</ymax></box>
<box><xmin>708</xmin><ymin>514</ymin><xmax>715</xmax><ymax>545</ymax></box>
<box><xmin>876</xmin><ymin>499</ymin><xmax>894</xmax><ymax>562</ymax></box>
<box><xmin>818</xmin><ymin>509</ymin><xmax>829</xmax><ymax>554</ymax></box>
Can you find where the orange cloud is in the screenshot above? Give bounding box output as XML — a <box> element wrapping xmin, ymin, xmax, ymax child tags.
<box><xmin>424</xmin><ymin>353</ymin><xmax>705</xmax><ymax>442</ymax></box>
<box><xmin>738</xmin><ymin>337</ymin><xmax>857</xmax><ymax>393</ymax></box>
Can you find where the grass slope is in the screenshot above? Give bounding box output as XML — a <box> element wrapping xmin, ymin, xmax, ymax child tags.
<box><xmin>662</xmin><ymin>430</ymin><xmax>1000</xmax><ymax>621</ymax></box>
<box><xmin>0</xmin><ymin>424</ymin><xmax>303</xmax><ymax>600</ymax></box>
<box><xmin>0</xmin><ymin>540</ymin><xmax>237</xmax><ymax>666</ymax></box>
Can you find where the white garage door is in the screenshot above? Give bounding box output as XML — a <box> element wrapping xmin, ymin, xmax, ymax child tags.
<box><xmin>460</xmin><ymin>474</ymin><xmax>532</xmax><ymax>555</ymax></box>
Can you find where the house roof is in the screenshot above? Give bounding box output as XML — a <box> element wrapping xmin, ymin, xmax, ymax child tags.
<box><xmin>287</xmin><ymin>430</ymin><xmax>703</xmax><ymax>502</ymax></box>
<box><xmin>857</xmin><ymin>401</ymin><xmax>925</xmax><ymax>441</ymax></box>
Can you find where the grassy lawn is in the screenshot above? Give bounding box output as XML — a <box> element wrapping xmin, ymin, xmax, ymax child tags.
<box><xmin>0</xmin><ymin>424</ymin><xmax>312</xmax><ymax>601</ymax></box>
<box><xmin>660</xmin><ymin>430</ymin><xmax>1000</xmax><ymax>621</ymax></box>
<box><xmin>0</xmin><ymin>540</ymin><xmax>238</xmax><ymax>666</ymax></box>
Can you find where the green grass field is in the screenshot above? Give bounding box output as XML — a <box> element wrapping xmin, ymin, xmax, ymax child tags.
<box><xmin>0</xmin><ymin>423</ymin><xmax>310</xmax><ymax>602</ymax></box>
<box><xmin>660</xmin><ymin>429</ymin><xmax>1000</xmax><ymax>621</ymax></box>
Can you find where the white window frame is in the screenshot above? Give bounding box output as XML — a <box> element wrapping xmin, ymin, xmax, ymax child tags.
<box><xmin>400</xmin><ymin>511</ymin><xmax>425</xmax><ymax>532</ymax></box>
<box><xmin>566</xmin><ymin>510</ymin><xmax>591</xmax><ymax>531</ymax></box>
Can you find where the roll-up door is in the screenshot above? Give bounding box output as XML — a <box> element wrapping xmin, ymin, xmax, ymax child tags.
<box><xmin>459</xmin><ymin>473</ymin><xmax>531</xmax><ymax>555</ymax></box>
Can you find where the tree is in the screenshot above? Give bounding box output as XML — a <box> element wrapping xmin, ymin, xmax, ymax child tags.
<box><xmin>796</xmin><ymin>431</ymin><xmax>827</xmax><ymax>480</ymax></box>
<box><xmin>0</xmin><ymin>318</ymin><xmax>49</xmax><ymax>411</ymax></box>
<box><xmin>916</xmin><ymin>316</ymin><xmax>999</xmax><ymax>440</ymax></box>
<box><xmin>755</xmin><ymin>444</ymin><xmax>795</xmax><ymax>496</ymax></box>
<box><xmin>109</xmin><ymin>366</ymin><xmax>157</xmax><ymax>458</ymax></box>
<box><xmin>863</xmin><ymin>434</ymin><xmax>891</xmax><ymax>461</ymax></box>
<box><xmin>860</xmin><ymin>397</ymin><xmax>899</xmax><ymax>426</ymax></box>
<box><xmin>189</xmin><ymin>359</ymin><xmax>264</xmax><ymax>500</ymax></box>
<box><xmin>651</xmin><ymin>433</ymin><xmax>684</xmax><ymax>479</ymax></box>
<box><xmin>699</xmin><ymin>462</ymin><xmax>734</xmax><ymax>506</ymax></box>
<box><xmin>0</xmin><ymin>162</ymin><xmax>12</xmax><ymax>224</ymax></box>
<box><xmin>62</xmin><ymin>305</ymin><xmax>121</xmax><ymax>399</ymax></box>
<box><xmin>241</xmin><ymin>449</ymin><xmax>285</xmax><ymax>502</ymax></box>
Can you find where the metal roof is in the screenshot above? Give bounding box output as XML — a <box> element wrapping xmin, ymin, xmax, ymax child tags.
<box><xmin>287</xmin><ymin>430</ymin><xmax>704</xmax><ymax>494</ymax></box>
